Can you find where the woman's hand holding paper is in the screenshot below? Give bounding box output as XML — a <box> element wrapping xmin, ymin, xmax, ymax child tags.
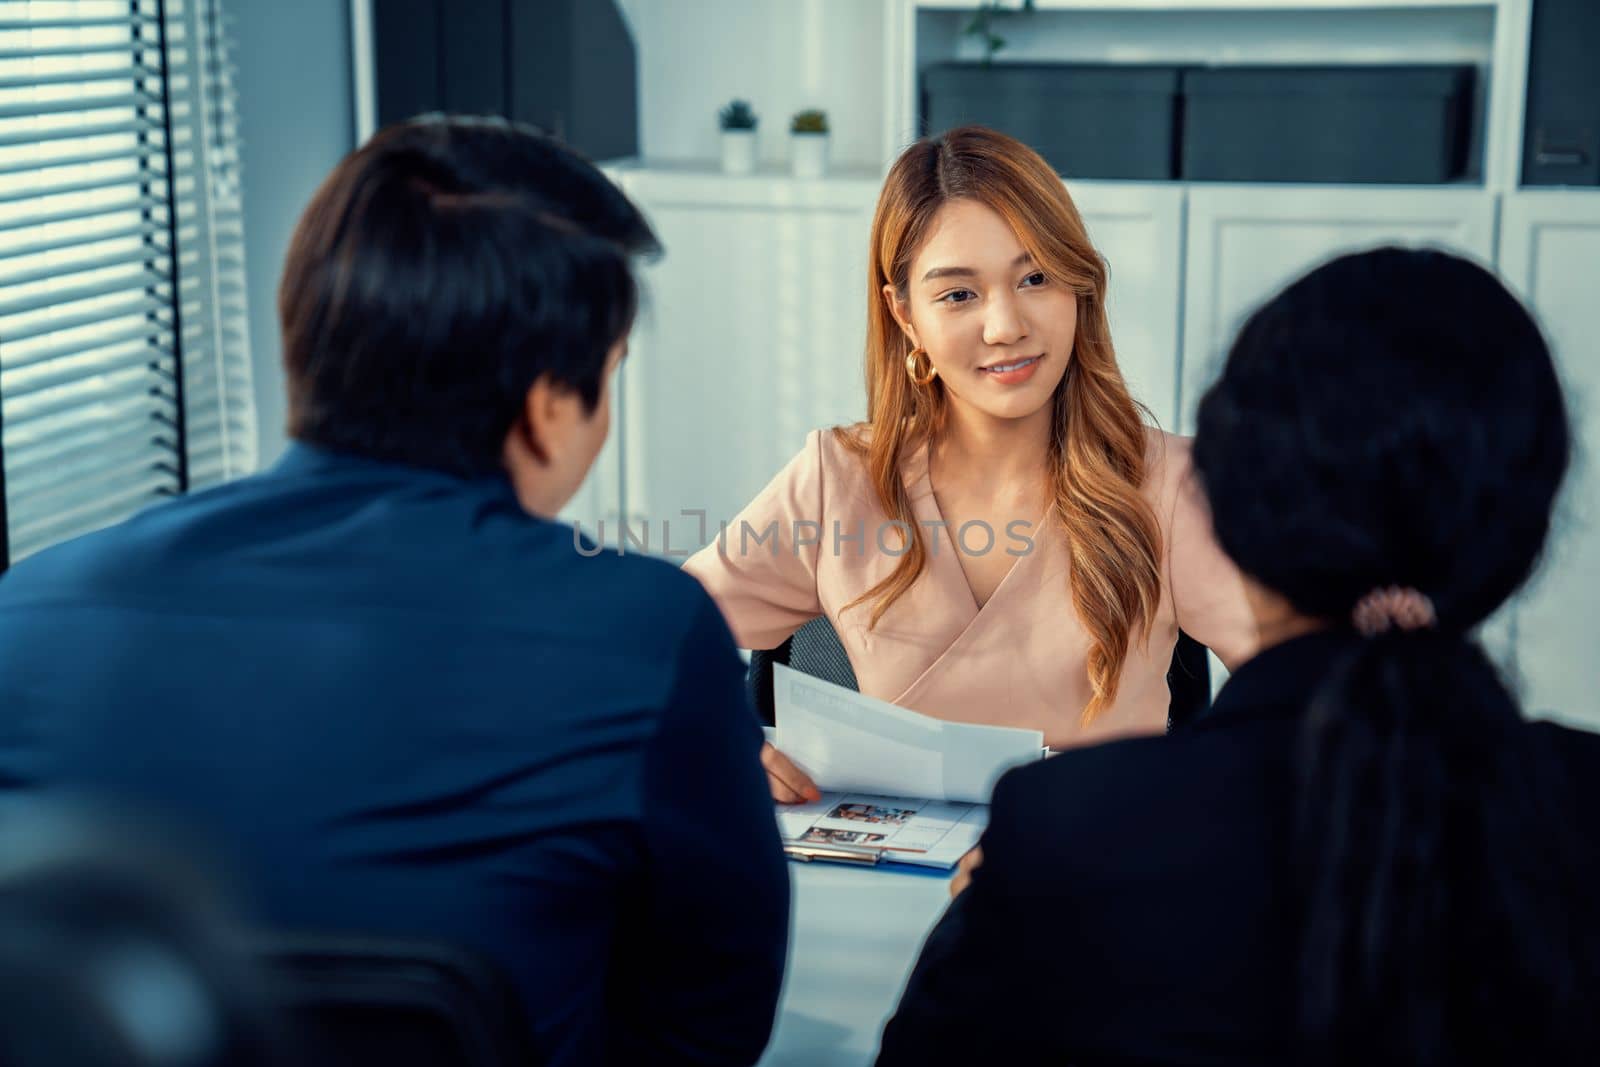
<box><xmin>762</xmin><ymin>741</ymin><xmax>821</xmax><ymax>804</ymax></box>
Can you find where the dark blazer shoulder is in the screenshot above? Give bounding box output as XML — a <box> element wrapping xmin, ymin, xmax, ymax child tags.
<box><xmin>996</xmin><ymin>719</ymin><xmax>1283</xmax><ymax>814</ymax></box>
<box><xmin>1528</xmin><ymin>718</ymin><xmax>1600</xmax><ymax>815</ymax></box>
<box><xmin>1530</xmin><ymin>717</ymin><xmax>1600</xmax><ymax>756</ymax></box>
<box><xmin>560</xmin><ymin>549</ymin><xmax>729</xmax><ymax>643</ymax></box>
<box><xmin>984</xmin><ymin>718</ymin><xmax>1294</xmax><ymax>888</ymax></box>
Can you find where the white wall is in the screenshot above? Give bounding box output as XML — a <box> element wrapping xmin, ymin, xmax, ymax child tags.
<box><xmin>234</xmin><ymin>0</ymin><xmax>356</xmax><ymax>466</ymax></box>
<box><xmin>617</xmin><ymin>0</ymin><xmax>885</xmax><ymax>169</ymax></box>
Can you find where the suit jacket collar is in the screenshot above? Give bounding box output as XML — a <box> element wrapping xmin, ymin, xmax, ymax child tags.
<box><xmin>269</xmin><ymin>441</ymin><xmax>522</xmax><ymax>505</ymax></box>
<box><xmin>1195</xmin><ymin>629</ymin><xmax>1361</xmax><ymax>729</ymax></box>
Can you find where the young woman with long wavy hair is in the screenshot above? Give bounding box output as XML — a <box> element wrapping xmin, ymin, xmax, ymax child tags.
<box><xmin>684</xmin><ymin>127</ymin><xmax>1257</xmax><ymax>801</ymax></box>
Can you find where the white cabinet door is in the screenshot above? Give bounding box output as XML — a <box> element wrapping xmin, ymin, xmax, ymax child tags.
<box><xmin>614</xmin><ymin>168</ymin><xmax>880</xmax><ymax>548</ymax></box>
<box><xmin>1068</xmin><ymin>181</ymin><xmax>1185</xmax><ymax>431</ymax></box>
<box><xmin>1180</xmin><ymin>185</ymin><xmax>1498</xmax><ymax>433</ymax></box>
<box><xmin>1498</xmin><ymin>191</ymin><xmax>1600</xmax><ymax>729</ymax></box>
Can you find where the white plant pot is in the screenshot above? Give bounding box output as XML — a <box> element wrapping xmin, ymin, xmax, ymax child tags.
<box><xmin>720</xmin><ymin>129</ymin><xmax>757</xmax><ymax>175</ymax></box>
<box><xmin>790</xmin><ymin>132</ymin><xmax>829</xmax><ymax>179</ymax></box>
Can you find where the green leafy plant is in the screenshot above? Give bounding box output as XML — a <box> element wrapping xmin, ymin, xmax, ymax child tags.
<box><xmin>964</xmin><ymin>0</ymin><xmax>1036</xmax><ymax>65</ymax></box>
<box><xmin>790</xmin><ymin>109</ymin><xmax>828</xmax><ymax>135</ymax></box>
<box><xmin>719</xmin><ymin>99</ymin><xmax>758</xmax><ymax>131</ymax></box>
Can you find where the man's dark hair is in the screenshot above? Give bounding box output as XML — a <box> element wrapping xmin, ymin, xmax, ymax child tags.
<box><xmin>278</xmin><ymin>114</ymin><xmax>659</xmax><ymax>476</ymax></box>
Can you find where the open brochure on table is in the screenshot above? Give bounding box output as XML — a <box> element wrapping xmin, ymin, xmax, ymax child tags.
<box><xmin>768</xmin><ymin>665</ymin><xmax>1047</xmax><ymax>869</ymax></box>
<box><xmin>776</xmin><ymin>792</ymin><xmax>988</xmax><ymax>869</ymax></box>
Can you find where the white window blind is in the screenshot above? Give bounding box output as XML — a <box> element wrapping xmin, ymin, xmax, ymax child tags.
<box><xmin>0</xmin><ymin>0</ymin><xmax>254</xmax><ymax>568</ymax></box>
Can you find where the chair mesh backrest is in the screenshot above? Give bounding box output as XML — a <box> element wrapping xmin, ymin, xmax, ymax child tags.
<box><xmin>788</xmin><ymin>616</ymin><xmax>859</xmax><ymax>691</ymax></box>
<box><xmin>747</xmin><ymin>616</ymin><xmax>857</xmax><ymax>726</ymax></box>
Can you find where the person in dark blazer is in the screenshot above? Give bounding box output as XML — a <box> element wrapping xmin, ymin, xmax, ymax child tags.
<box><xmin>877</xmin><ymin>248</ymin><xmax>1600</xmax><ymax>1066</ymax></box>
<box><xmin>0</xmin><ymin>116</ymin><xmax>789</xmax><ymax>1067</ymax></box>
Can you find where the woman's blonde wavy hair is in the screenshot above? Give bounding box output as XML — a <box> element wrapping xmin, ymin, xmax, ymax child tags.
<box><xmin>837</xmin><ymin>126</ymin><xmax>1161</xmax><ymax>724</ymax></box>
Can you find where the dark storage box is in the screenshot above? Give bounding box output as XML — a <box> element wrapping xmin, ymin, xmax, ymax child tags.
<box><xmin>1181</xmin><ymin>66</ymin><xmax>1474</xmax><ymax>184</ymax></box>
<box><xmin>1522</xmin><ymin>0</ymin><xmax>1600</xmax><ymax>186</ymax></box>
<box><xmin>923</xmin><ymin>63</ymin><xmax>1180</xmax><ymax>180</ymax></box>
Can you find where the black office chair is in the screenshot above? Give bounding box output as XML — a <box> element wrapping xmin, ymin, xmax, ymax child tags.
<box><xmin>747</xmin><ymin>616</ymin><xmax>858</xmax><ymax>726</ymax></box>
<box><xmin>249</xmin><ymin>933</ymin><xmax>535</xmax><ymax>1067</ymax></box>
<box><xmin>1165</xmin><ymin>629</ymin><xmax>1212</xmax><ymax>730</ymax></box>
<box><xmin>748</xmin><ymin>616</ymin><xmax>1210</xmax><ymax>731</ymax></box>
<box><xmin>0</xmin><ymin>802</ymin><xmax>289</xmax><ymax>1067</ymax></box>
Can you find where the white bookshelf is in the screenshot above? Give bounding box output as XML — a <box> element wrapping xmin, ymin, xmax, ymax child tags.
<box><xmin>886</xmin><ymin>0</ymin><xmax>1531</xmax><ymax>192</ymax></box>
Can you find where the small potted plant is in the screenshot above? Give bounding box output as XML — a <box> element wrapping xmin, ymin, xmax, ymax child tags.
<box><xmin>964</xmin><ymin>0</ymin><xmax>1036</xmax><ymax>65</ymax></box>
<box><xmin>718</xmin><ymin>99</ymin><xmax>758</xmax><ymax>175</ymax></box>
<box><xmin>789</xmin><ymin>108</ymin><xmax>830</xmax><ymax>179</ymax></box>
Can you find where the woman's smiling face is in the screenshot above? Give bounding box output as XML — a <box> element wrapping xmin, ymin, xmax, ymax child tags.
<box><xmin>887</xmin><ymin>198</ymin><xmax>1077</xmax><ymax>423</ymax></box>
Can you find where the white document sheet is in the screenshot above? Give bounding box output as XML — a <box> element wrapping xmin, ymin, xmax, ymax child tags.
<box><xmin>773</xmin><ymin>664</ymin><xmax>1045</xmax><ymax>804</ymax></box>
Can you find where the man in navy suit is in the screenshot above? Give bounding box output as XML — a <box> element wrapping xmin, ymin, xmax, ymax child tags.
<box><xmin>0</xmin><ymin>116</ymin><xmax>789</xmax><ymax>1067</ymax></box>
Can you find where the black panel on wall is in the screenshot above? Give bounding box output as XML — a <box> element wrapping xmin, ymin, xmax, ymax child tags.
<box><xmin>507</xmin><ymin>0</ymin><xmax>572</xmax><ymax>140</ymax></box>
<box><xmin>442</xmin><ymin>0</ymin><xmax>505</xmax><ymax>118</ymax></box>
<box><xmin>371</xmin><ymin>0</ymin><xmax>637</xmax><ymax>162</ymax></box>
<box><xmin>373</xmin><ymin>0</ymin><xmax>441</xmax><ymax>125</ymax></box>
<box><xmin>1522</xmin><ymin>0</ymin><xmax>1600</xmax><ymax>186</ymax></box>
<box><xmin>565</xmin><ymin>0</ymin><xmax>638</xmax><ymax>163</ymax></box>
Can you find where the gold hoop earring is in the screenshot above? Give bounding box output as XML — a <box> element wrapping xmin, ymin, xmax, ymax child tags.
<box><xmin>905</xmin><ymin>346</ymin><xmax>937</xmax><ymax>387</ymax></box>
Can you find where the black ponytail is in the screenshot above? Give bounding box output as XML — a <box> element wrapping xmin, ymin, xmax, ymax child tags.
<box><xmin>1296</xmin><ymin>630</ymin><xmax>1556</xmax><ymax>1063</ymax></box>
<box><xmin>1193</xmin><ymin>248</ymin><xmax>1594</xmax><ymax>1063</ymax></box>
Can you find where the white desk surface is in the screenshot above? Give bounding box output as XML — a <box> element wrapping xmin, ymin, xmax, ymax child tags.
<box><xmin>759</xmin><ymin>860</ymin><xmax>954</xmax><ymax>1066</ymax></box>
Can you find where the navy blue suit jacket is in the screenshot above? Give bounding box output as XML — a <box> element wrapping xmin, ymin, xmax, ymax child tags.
<box><xmin>0</xmin><ymin>444</ymin><xmax>790</xmax><ymax>1066</ymax></box>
